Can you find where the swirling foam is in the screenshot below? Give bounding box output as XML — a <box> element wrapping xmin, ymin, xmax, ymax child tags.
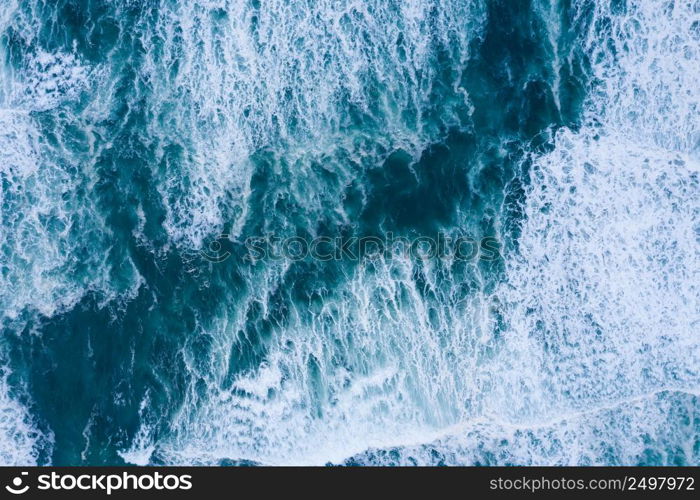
<box><xmin>0</xmin><ymin>0</ymin><xmax>137</xmax><ymax>463</ymax></box>
<box><xmin>0</xmin><ymin>366</ymin><xmax>51</xmax><ymax>465</ymax></box>
<box><xmin>139</xmin><ymin>0</ymin><xmax>482</xmax><ymax>247</ymax></box>
<box><xmin>1</xmin><ymin>0</ymin><xmax>148</xmax><ymax>327</ymax></box>
<box><xmin>136</xmin><ymin>0</ymin><xmax>700</xmax><ymax>465</ymax></box>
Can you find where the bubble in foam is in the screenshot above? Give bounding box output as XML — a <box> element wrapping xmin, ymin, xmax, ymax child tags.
<box><xmin>16</xmin><ymin>50</ymin><xmax>89</xmax><ymax>111</ymax></box>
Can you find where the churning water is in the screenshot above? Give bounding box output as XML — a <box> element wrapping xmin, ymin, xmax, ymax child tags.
<box><xmin>0</xmin><ymin>0</ymin><xmax>698</xmax><ymax>465</ymax></box>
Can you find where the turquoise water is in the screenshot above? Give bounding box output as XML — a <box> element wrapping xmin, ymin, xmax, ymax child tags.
<box><xmin>0</xmin><ymin>0</ymin><xmax>698</xmax><ymax>465</ymax></box>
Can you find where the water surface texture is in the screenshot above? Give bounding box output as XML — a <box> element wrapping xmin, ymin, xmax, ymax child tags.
<box><xmin>0</xmin><ymin>0</ymin><xmax>698</xmax><ymax>465</ymax></box>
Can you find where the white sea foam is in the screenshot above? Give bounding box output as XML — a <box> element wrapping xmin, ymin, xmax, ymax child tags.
<box><xmin>464</xmin><ymin>0</ymin><xmax>700</xmax><ymax>463</ymax></box>
<box><xmin>0</xmin><ymin>0</ymin><xmax>141</xmax><ymax>465</ymax></box>
<box><xmin>0</xmin><ymin>1</ymin><xmax>91</xmax><ymax>465</ymax></box>
<box><xmin>117</xmin><ymin>392</ymin><xmax>157</xmax><ymax>466</ymax></box>
<box><xmin>139</xmin><ymin>0</ymin><xmax>483</xmax><ymax>247</ymax></box>
<box><xmin>349</xmin><ymin>390</ymin><xmax>700</xmax><ymax>465</ymax></box>
<box><xmin>0</xmin><ymin>367</ymin><xmax>51</xmax><ymax>465</ymax></box>
<box><xmin>0</xmin><ymin>1</ymin><xmax>147</xmax><ymax>326</ymax></box>
<box><xmin>146</xmin><ymin>0</ymin><xmax>699</xmax><ymax>465</ymax></box>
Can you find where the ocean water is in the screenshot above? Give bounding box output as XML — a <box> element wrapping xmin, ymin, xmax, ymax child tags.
<box><xmin>0</xmin><ymin>0</ymin><xmax>697</xmax><ymax>466</ymax></box>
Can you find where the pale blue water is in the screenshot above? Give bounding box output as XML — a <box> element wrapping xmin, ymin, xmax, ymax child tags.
<box><xmin>0</xmin><ymin>0</ymin><xmax>698</xmax><ymax>465</ymax></box>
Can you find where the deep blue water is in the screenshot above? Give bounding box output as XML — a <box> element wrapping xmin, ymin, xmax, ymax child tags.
<box><xmin>0</xmin><ymin>0</ymin><xmax>698</xmax><ymax>466</ymax></box>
